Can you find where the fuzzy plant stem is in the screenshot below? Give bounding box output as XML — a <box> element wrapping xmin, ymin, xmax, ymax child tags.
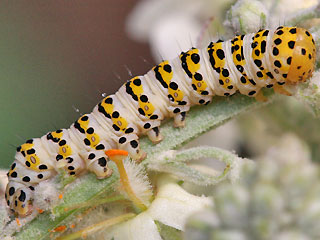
<box><xmin>57</xmin><ymin>213</ymin><xmax>136</xmax><ymax>240</ymax></box>
<box><xmin>106</xmin><ymin>149</ymin><xmax>148</xmax><ymax>212</ymax></box>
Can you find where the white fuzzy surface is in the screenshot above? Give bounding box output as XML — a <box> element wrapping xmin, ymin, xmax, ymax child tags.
<box><xmin>95</xmin><ymin>175</ymin><xmax>212</xmax><ymax>240</ymax></box>
<box><xmin>33</xmin><ymin>178</ymin><xmax>60</xmax><ymax>215</ymax></box>
<box><xmin>123</xmin><ymin>158</ymin><xmax>153</xmax><ymax>207</ymax></box>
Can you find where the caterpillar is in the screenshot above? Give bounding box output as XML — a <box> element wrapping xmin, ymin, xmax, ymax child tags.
<box><xmin>5</xmin><ymin>26</ymin><xmax>316</xmax><ymax>217</ymax></box>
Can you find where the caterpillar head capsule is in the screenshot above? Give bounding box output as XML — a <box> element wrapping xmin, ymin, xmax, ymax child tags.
<box><xmin>12</xmin><ymin>188</ymin><xmax>33</xmax><ymax>217</ymax></box>
<box><xmin>5</xmin><ymin>181</ymin><xmax>33</xmax><ymax>217</ymax></box>
<box><xmin>6</xmin><ymin>138</ymin><xmax>56</xmax><ymax>216</ymax></box>
<box><xmin>271</xmin><ymin>27</ymin><xmax>316</xmax><ymax>84</ymax></box>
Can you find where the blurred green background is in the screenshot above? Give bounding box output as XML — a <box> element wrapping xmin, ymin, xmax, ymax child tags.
<box><xmin>0</xmin><ymin>1</ymin><xmax>153</xmax><ymax>168</ymax></box>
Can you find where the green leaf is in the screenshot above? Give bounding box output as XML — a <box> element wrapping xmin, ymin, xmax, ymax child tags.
<box><xmin>156</xmin><ymin>221</ymin><xmax>182</xmax><ymax>240</ymax></box>
<box><xmin>13</xmin><ymin>164</ymin><xmax>120</xmax><ymax>240</ymax></box>
<box><xmin>147</xmin><ymin>146</ymin><xmax>247</xmax><ymax>186</ymax></box>
<box><xmin>142</xmin><ymin>92</ymin><xmax>274</xmax><ymax>165</ymax></box>
<box><xmin>7</xmin><ymin>92</ymin><xmax>274</xmax><ymax>239</ymax></box>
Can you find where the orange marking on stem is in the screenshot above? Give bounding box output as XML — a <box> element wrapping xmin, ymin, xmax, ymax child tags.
<box><xmin>105</xmin><ymin>149</ymin><xmax>128</xmax><ymax>157</ymax></box>
<box><xmin>59</xmin><ymin>194</ymin><xmax>63</xmax><ymax>199</ymax></box>
<box><xmin>52</xmin><ymin>225</ymin><xmax>67</xmax><ymax>232</ymax></box>
<box><xmin>37</xmin><ymin>208</ymin><xmax>44</xmax><ymax>214</ymax></box>
<box><xmin>15</xmin><ymin>218</ymin><xmax>21</xmax><ymax>226</ymax></box>
<box><xmin>105</xmin><ymin>149</ymin><xmax>147</xmax><ymax>211</ymax></box>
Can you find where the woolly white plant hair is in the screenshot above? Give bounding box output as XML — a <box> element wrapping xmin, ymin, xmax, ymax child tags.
<box><xmin>122</xmin><ymin>158</ymin><xmax>153</xmax><ymax>207</ymax></box>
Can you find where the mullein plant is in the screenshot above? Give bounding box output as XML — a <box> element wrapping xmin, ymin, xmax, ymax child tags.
<box><xmin>1</xmin><ymin>0</ymin><xmax>320</xmax><ymax>239</ymax></box>
<box><xmin>0</xmin><ymin>89</ymin><xmax>260</xmax><ymax>240</ymax></box>
<box><xmin>184</xmin><ymin>134</ymin><xmax>320</xmax><ymax>240</ymax></box>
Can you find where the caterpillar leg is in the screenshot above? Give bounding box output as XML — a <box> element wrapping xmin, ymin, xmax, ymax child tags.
<box><xmin>117</xmin><ymin>134</ymin><xmax>146</xmax><ymax>162</ymax></box>
<box><xmin>173</xmin><ymin>111</ymin><xmax>187</xmax><ymax>127</ymax></box>
<box><xmin>82</xmin><ymin>151</ymin><xmax>113</xmax><ymax>179</ymax></box>
<box><xmin>146</xmin><ymin>126</ymin><xmax>163</xmax><ymax>143</ymax></box>
<box><xmin>64</xmin><ymin>154</ymin><xmax>86</xmax><ymax>176</ymax></box>
<box><xmin>254</xmin><ymin>91</ymin><xmax>268</xmax><ymax>102</ymax></box>
<box><xmin>80</xmin><ymin>140</ymin><xmax>114</xmax><ymax>179</ymax></box>
<box><xmin>140</xmin><ymin>119</ymin><xmax>163</xmax><ymax>144</ymax></box>
<box><xmin>167</xmin><ymin>104</ymin><xmax>189</xmax><ymax>128</ymax></box>
<box><xmin>124</xmin><ymin>140</ymin><xmax>146</xmax><ymax>163</ymax></box>
<box><xmin>273</xmin><ymin>84</ymin><xmax>292</xmax><ymax>96</ymax></box>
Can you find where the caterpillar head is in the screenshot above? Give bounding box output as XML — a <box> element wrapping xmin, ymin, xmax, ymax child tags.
<box><xmin>6</xmin><ymin>138</ymin><xmax>55</xmax><ymax>216</ymax></box>
<box><xmin>5</xmin><ymin>181</ymin><xmax>33</xmax><ymax>217</ymax></box>
<box><xmin>12</xmin><ymin>188</ymin><xmax>33</xmax><ymax>217</ymax></box>
<box><xmin>271</xmin><ymin>26</ymin><xmax>316</xmax><ymax>84</ymax></box>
